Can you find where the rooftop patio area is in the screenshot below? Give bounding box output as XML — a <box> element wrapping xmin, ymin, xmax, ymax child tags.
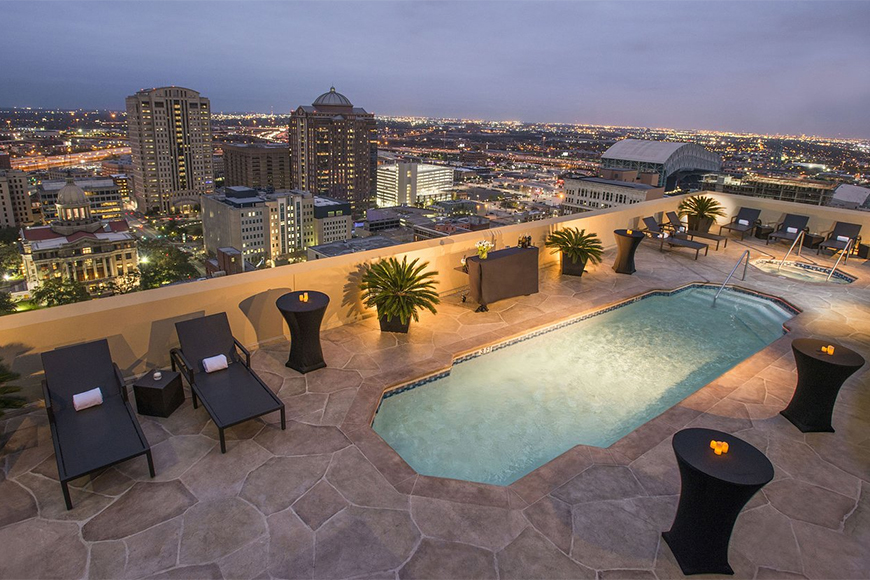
<box><xmin>1</xmin><ymin>198</ymin><xmax>869</xmax><ymax>579</ymax></box>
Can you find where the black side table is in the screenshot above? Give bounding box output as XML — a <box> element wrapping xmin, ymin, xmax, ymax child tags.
<box><xmin>802</xmin><ymin>233</ymin><xmax>824</xmax><ymax>249</ymax></box>
<box><xmin>754</xmin><ymin>225</ymin><xmax>774</xmax><ymax>240</ymax></box>
<box><xmin>133</xmin><ymin>370</ymin><xmax>184</xmax><ymax>417</ymax></box>
<box><xmin>780</xmin><ymin>338</ymin><xmax>865</xmax><ymax>433</ymax></box>
<box><xmin>663</xmin><ymin>428</ymin><xmax>774</xmax><ymax>576</ymax></box>
<box><xmin>613</xmin><ymin>229</ymin><xmax>645</xmax><ymax>274</ymax></box>
<box><xmin>276</xmin><ymin>291</ymin><xmax>329</xmax><ymax>374</ymax></box>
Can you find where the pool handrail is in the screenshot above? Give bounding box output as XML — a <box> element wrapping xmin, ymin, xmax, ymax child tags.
<box><xmin>826</xmin><ymin>239</ymin><xmax>853</xmax><ymax>282</ymax></box>
<box><xmin>778</xmin><ymin>231</ymin><xmax>805</xmax><ymax>271</ymax></box>
<box><xmin>713</xmin><ymin>250</ymin><xmax>750</xmax><ymax>305</ymax></box>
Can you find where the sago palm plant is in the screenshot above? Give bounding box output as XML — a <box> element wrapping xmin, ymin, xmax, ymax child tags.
<box><xmin>360</xmin><ymin>257</ymin><xmax>440</xmax><ymax>331</ymax></box>
<box><xmin>545</xmin><ymin>228</ymin><xmax>603</xmax><ymax>277</ymax></box>
<box><xmin>678</xmin><ymin>195</ymin><xmax>726</xmax><ymax>232</ymax></box>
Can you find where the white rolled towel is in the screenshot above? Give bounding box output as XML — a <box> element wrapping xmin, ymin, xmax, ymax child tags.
<box><xmin>836</xmin><ymin>235</ymin><xmax>850</xmax><ymax>243</ymax></box>
<box><xmin>738</xmin><ymin>219</ymin><xmax>749</xmax><ymax>226</ymax></box>
<box><xmin>786</xmin><ymin>227</ymin><xmax>798</xmax><ymax>234</ymax></box>
<box><xmin>202</xmin><ymin>354</ymin><xmax>228</xmax><ymax>373</ymax></box>
<box><xmin>73</xmin><ymin>387</ymin><xmax>103</xmax><ymax>411</ymax></box>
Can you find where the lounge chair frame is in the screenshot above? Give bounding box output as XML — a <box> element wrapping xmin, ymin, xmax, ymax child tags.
<box><xmin>42</xmin><ymin>340</ymin><xmax>154</xmax><ymax>510</ymax></box>
<box><xmin>171</xmin><ymin>314</ymin><xmax>286</xmax><ymax>453</ymax></box>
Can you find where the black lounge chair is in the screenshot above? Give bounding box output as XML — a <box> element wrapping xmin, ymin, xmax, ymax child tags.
<box><xmin>767</xmin><ymin>214</ymin><xmax>809</xmax><ymax>245</ymax></box>
<box><xmin>718</xmin><ymin>207</ymin><xmax>761</xmax><ymax>240</ymax></box>
<box><xmin>41</xmin><ymin>339</ymin><xmax>154</xmax><ymax>510</ymax></box>
<box><xmin>641</xmin><ymin>217</ymin><xmax>708</xmax><ymax>260</ymax></box>
<box><xmin>171</xmin><ymin>313</ymin><xmax>285</xmax><ymax>453</ymax></box>
<box><xmin>818</xmin><ymin>222</ymin><xmax>861</xmax><ymax>262</ymax></box>
<box><xmin>663</xmin><ymin>211</ymin><xmax>728</xmax><ymax>250</ymax></box>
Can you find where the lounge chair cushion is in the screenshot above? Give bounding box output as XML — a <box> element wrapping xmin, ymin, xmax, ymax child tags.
<box><xmin>192</xmin><ymin>363</ymin><xmax>282</xmax><ymax>428</ymax></box>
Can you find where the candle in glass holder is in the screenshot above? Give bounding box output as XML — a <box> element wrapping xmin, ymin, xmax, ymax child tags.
<box><xmin>710</xmin><ymin>440</ymin><xmax>729</xmax><ymax>455</ymax></box>
<box><xmin>626</xmin><ymin>229</ymin><xmax>633</xmax><ymax>235</ymax></box>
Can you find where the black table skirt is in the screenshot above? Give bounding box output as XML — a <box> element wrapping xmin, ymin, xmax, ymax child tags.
<box><xmin>663</xmin><ymin>428</ymin><xmax>774</xmax><ymax>575</ymax></box>
<box><xmin>467</xmin><ymin>246</ymin><xmax>539</xmax><ymax>308</ymax></box>
<box><xmin>781</xmin><ymin>338</ymin><xmax>865</xmax><ymax>432</ymax></box>
<box><xmin>276</xmin><ymin>291</ymin><xmax>330</xmax><ymax>374</ymax></box>
<box><xmin>613</xmin><ymin>229</ymin><xmax>645</xmax><ymax>275</ymax></box>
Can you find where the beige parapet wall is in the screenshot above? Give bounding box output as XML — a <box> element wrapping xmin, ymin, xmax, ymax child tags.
<box><xmin>1</xmin><ymin>193</ymin><xmax>867</xmax><ymax>390</ymax></box>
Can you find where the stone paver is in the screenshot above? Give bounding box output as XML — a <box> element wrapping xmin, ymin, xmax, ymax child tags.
<box><xmin>0</xmin><ymin>236</ymin><xmax>868</xmax><ymax>578</ymax></box>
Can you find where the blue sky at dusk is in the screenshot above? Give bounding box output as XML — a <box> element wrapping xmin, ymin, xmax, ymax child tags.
<box><xmin>1</xmin><ymin>1</ymin><xmax>869</xmax><ymax>137</ymax></box>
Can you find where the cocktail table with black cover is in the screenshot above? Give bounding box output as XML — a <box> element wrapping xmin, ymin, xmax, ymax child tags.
<box><xmin>780</xmin><ymin>338</ymin><xmax>865</xmax><ymax>433</ymax></box>
<box><xmin>276</xmin><ymin>291</ymin><xmax>329</xmax><ymax>374</ymax></box>
<box><xmin>612</xmin><ymin>229</ymin><xmax>645</xmax><ymax>274</ymax></box>
<box><xmin>663</xmin><ymin>428</ymin><xmax>774</xmax><ymax>576</ymax></box>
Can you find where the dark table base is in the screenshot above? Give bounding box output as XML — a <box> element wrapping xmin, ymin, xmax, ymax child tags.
<box><xmin>613</xmin><ymin>230</ymin><xmax>644</xmax><ymax>275</ymax></box>
<box><xmin>277</xmin><ymin>291</ymin><xmax>329</xmax><ymax>375</ymax></box>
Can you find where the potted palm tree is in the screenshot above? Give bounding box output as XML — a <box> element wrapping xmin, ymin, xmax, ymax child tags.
<box><xmin>678</xmin><ymin>195</ymin><xmax>726</xmax><ymax>233</ymax></box>
<box><xmin>545</xmin><ymin>228</ymin><xmax>603</xmax><ymax>277</ymax></box>
<box><xmin>360</xmin><ymin>256</ymin><xmax>440</xmax><ymax>333</ymax></box>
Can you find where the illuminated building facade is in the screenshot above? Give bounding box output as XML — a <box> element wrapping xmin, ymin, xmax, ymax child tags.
<box><xmin>289</xmin><ymin>88</ymin><xmax>377</xmax><ymax>211</ymax></box>
<box><xmin>38</xmin><ymin>178</ymin><xmax>123</xmax><ymax>221</ymax></box>
<box><xmin>21</xmin><ymin>178</ymin><xmax>137</xmax><ymax>295</ymax></box>
<box><xmin>376</xmin><ymin>162</ymin><xmax>454</xmax><ymax>207</ymax></box>
<box><xmin>202</xmin><ymin>187</ymin><xmax>352</xmax><ymax>266</ymax></box>
<box><xmin>223</xmin><ymin>143</ymin><xmax>291</xmax><ymax>190</ymax></box>
<box><xmin>126</xmin><ymin>87</ymin><xmax>213</xmax><ymax>213</ymax></box>
<box><xmin>0</xmin><ymin>169</ymin><xmax>38</xmax><ymax>227</ymax></box>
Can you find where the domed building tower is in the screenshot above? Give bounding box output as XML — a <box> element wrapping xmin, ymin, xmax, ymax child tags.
<box><xmin>52</xmin><ymin>176</ymin><xmax>103</xmax><ymax>236</ymax></box>
<box><xmin>289</xmin><ymin>87</ymin><xmax>377</xmax><ymax>211</ymax></box>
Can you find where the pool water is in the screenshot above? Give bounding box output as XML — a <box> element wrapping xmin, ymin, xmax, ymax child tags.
<box><xmin>372</xmin><ymin>286</ymin><xmax>795</xmax><ymax>486</ymax></box>
<box><xmin>752</xmin><ymin>259</ymin><xmax>855</xmax><ymax>284</ymax></box>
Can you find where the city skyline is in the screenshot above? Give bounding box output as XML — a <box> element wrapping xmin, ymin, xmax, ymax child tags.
<box><xmin>1</xmin><ymin>1</ymin><xmax>869</xmax><ymax>138</ymax></box>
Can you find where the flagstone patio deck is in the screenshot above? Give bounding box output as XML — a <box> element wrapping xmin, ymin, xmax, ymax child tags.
<box><xmin>1</xmin><ymin>235</ymin><xmax>868</xmax><ymax>580</ymax></box>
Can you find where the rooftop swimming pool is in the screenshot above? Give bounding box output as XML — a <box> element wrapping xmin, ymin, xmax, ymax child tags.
<box><xmin>372</xmin><ymin>285</ymin><xmax>797</xmax><ymax>486</ymax></box>
<box><xmin>752</xmin><ymin>259</ymin><xmax>855</xmax><ymax>284</ymax></box>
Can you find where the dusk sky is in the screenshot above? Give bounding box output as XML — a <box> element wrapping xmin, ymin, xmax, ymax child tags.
<box><xmin>2</xmin><ymin>1</ymin><xmax>869</xmax><ymax>138</ymax></box>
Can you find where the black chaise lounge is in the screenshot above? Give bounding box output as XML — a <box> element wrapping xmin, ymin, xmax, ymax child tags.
<box><xmin>767</xmin><ymin>214</ymin><xmax>810</xmax><ymax>245</ymax></box>
<box><xmin>718</xmin><ymin>207</ymin><xmax>761</xmax><ymax>240</ymax></box>
<box><xmin>41</xmin><ymin>339</ymin><xmax>154</xmax><ymax>510</ymax></box>
<box><xmin>642</xmin><ymin>217</ymin><xmax>709</xmax><ymax>260</ymax></box>
<box><xmin>817</xmin><ymin>222</ymin><xmax>861</xmax><ymax>262</ymax></box>
<box><xmin>663</xmin><ymin>211</ymin><xmax>728</xmax><ymax>250</ymax></box>
<box><xmin>171</xmin><ymin>313</ymin><xmax>285</xmax><ymax>453</ymax></box>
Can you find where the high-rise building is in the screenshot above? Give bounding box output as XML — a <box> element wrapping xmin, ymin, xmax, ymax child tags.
<box><xmin>223</xmin><ymin>143</ymin><xmax>291</xmax><ymax>190</ymax></box>
<box><xmin>289</xmin><ymin>87</ymin><xmax>377</xmax><ymax>211</ymax></box>
<box><xmin>0</xmin><ymin>169</ymin><xmax>38</xmax><ymax>227</ymax></box>
<box><xmin>126</xmin><ymin>87</ymin><xmax>213</xmax><ymax>213</ymax></box>
<box><xmin>201</xmin><ymin>187</ymin><xmax>352</xmax><ymax>266</ymax></box>
<box><xmin>376</xmin><ymin>162</ymin><xmax>454</xmax><ymax>207</ymax></box>
<box><xmin>38</xmin><ymin>178</ymin><xmax>123</xmax><ymax>221</ymax></box>
<box><xmin>21</xmin><ymin>178</ymin><xmax>138</xmax><ymax>295</ymax></box>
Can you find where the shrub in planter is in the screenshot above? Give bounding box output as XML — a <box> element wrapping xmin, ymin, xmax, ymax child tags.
<box><xmin>545</xmin><ymin>228</ymin><xmax>603</xmax><ymax>277</ymax></box>
<box><xmin>360</xmin><ymin>257</ymin><xmax>440</xmax><ymax>333</ymax></box>
<box><xmin>678</xmin><ymin>195</ymin><xmax>726</xmax><ymax>233</ymax></box>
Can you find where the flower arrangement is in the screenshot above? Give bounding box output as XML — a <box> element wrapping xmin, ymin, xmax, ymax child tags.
<box><xmin>475</xmin><ymin>240</ymin><xmax>494</xmax><ymax>259</ymax></box>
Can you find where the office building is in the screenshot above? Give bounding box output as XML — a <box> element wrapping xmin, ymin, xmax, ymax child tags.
<box><xmin>562</xmin><ymin>176</ymin><xmax>664</xmax><ymax>211</ymax></box>
<box><xmin>376</xmin><ymin>162</ymin><xmax>454</xmax><ymax>207</ymax></box>
<box><xmin>601</xmin><ymin>139</ymin><xmax>721</xmax><ymax>190</ymax></box>
<box><xmin>38</xmin><ymin>178</ymin><xmax>123</xmax><ymax>221</ymax></box>
<box><xmin>223</xmin><ymin>143</ymin><xmax>291</xmax><ymax>190</ymax></box>
<box><xmin>202</xmin><ymin>187</ymin><xmax>352</xmax><ymax>266</ymax></box>
<box><xmin>21</xmin><ymin>178</ymin><xmax>137</xmax><ymax>295</ymax></box>
<box><xmin>101</xmin><ymin>155</ymin><xmax>134</xmax><ymax>177</ymax></box>
<box><xmin>0</xmin><ymin>169</ymin><xmax>38</xmax><ymax>227</ymax></box>
<box><xmin>126</xmin><ymin>86</ymin><xmax>213</xmax><ymax>213</ymax></box>
<box><xmin>701</xmin><ymin>174</ymin><xmax>836</xmax><ymax>206</ymax></box>
<box><xmin>289</xmin><ymin>87</ymin><xmax>377</xmax><ymax>210</ymax></box>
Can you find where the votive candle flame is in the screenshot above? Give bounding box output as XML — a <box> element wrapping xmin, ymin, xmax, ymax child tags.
<box><xmin>710</xmin><ymin>440</ymin><xmax>729</xmax><ymax>455</ymax></box>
